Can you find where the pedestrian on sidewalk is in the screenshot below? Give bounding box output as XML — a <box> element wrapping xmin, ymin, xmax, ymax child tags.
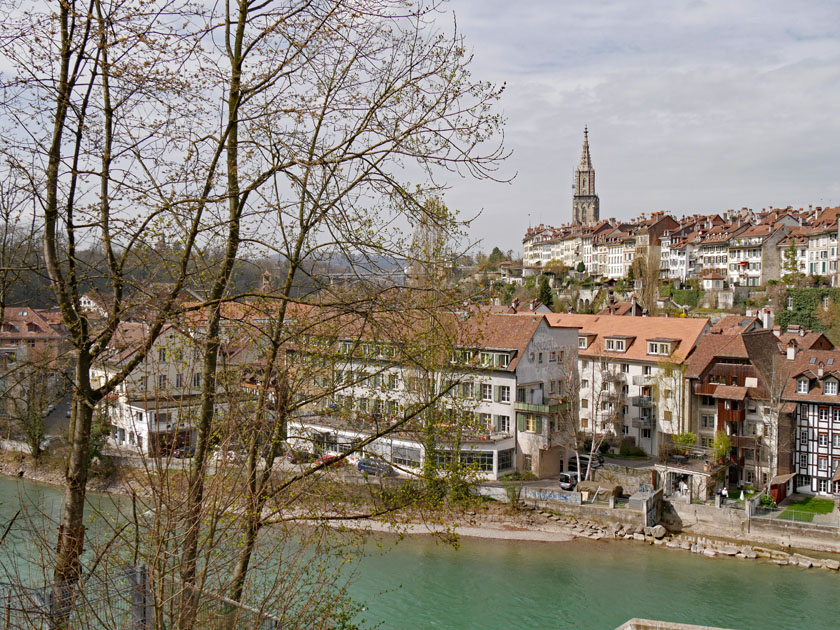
<box><xmin>722</xmin><ymin>487</ymin><xmax>729</xmax><ymax>505</ymax></box>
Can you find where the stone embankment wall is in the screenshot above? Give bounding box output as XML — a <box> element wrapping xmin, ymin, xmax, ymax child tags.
<box><xmin>748</xmin><ymin>518</ymin><xmax>840</xmax><ymax>554</ymax></box>
<box><xmin>591</xmin><ymin>463</ymin><xmax>653</xmax><ymax>495</ymax></box>
<box><xmin>665</xmin><ymin>502</ymin><xmax>748</xmax><ymax>537</ymax></box>
<box><xmin>664</xmin><ymin>500</ymin><xmax>840</xmax><ymax>554</ymax></box>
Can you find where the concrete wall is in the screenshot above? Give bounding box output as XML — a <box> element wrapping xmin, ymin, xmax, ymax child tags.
<box><xmin>666</xmin><ymin>502</ymin><xmax>748</xmax><ymax>537</ymax></box>
<box><xmin>748</xmin><ymin>517</ymin><xmax>840</xmax><ymax>554</ymax></box>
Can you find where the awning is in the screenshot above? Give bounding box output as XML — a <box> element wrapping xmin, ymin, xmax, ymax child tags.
<box><xmin>712</xmin><ymin>386</ymin><xmax>748</xmax><ymax>401</ymax></box>
<box><xmin>769</xmin><ymin>472</ymin><xmax>796</xmax><ymax>486</ymax></box>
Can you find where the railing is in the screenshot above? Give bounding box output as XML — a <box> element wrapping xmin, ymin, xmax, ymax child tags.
<box><xmin>751</xmin><ymin>506</ymin><xmax>840</xmax><ymax>528</ymax></box>
<box><xmin>631</xmin><ymin>396</ymin><xmax>653</xmax><ymax>408</ymax></box>
<box><xmin>632</xmin><ymin>374</ymin><xmax>654</xmax><ymax>386</ymax></box>
<box><xmin>602</xmin><ymin>371</ymin><xmax>625</xmax><ymax>383</ymax></box>
<box><xmin>719</xmin><ymin>407</ymin><xmax>745</xmax><ymax>423</ymax></box>
<box><xmin>693</xmin><ymin>382</ymin><xmax>718</xmax><ymax>396</ymax></box>
<box><xmin>514</xmin><ymin>400</ymin><xmax>555</xmax><ymax>414</ymax></box>
<box><xmin>631</xmin><ymin>417</ymin><xmax>655</xmax><ymax>429</ymax></box>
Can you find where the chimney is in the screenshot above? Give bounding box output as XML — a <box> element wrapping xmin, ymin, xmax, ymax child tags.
<box><xmin>819</xmin><ymin>362</ymin><xmax>825</xmax><ymax>378</ymax></box>
<box><xmin>631</xmin><ymin>294</ymin><xmax>637</xmax><ymax>316</ymax></box>
<box><xmin>799</xmin><ymin>327</ymin><xmax>806</xmax><ymax>337</ymax></box>
<box><xmin>787</xmin><ymin>339</ymin><xmax>798</xmax><ymax>361</ymax></box>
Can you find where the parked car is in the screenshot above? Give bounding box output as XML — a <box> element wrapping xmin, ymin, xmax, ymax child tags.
<box><xmin>557</xmin><ymin>472</ymin><xmax>579</xmax><ymax>491</ymax></box>
<box><xmin>173</xmin><ymin>445</ymin><xmax>196</xmax><ymax>459</ymax></box>
<box><xmin>567</xmin><ymin>453</ymin><xmax>603</xmax><ymax>471</ymax></box>
<box><xmin>314</xmin><ymin>453</ymin><xmax>345</xmax><ymax>468</ymax></box>
<box><xmin>357</xmin><ymin>458</ymin><xmax>394</xmax><ymax>476</ymax></box>
<box><xmin>287</xmin><ymin>450</ymin><xmax>317</xmax><ymax>464</ymax></box>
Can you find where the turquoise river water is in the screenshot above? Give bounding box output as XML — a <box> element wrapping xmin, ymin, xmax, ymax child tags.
<box><xmin>0</xmin><ymin>476</ymin><xmax>837</xmax><ymax>629</ymax></box>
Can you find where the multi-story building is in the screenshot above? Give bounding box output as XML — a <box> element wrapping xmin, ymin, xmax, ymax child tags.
<box><xmin>726</xmin><ymin>224</ymin><xmax>789</xmax><ymax>287</ymax></box>
<box><xmin>92</xmin><ymin>323</ymin><xmax>208</xmax><ymax>455</ymax></box>
<box><xmin>545</xmin><ymin>313</ymin><xmax>709</xmax><ymax>456</ymax></box>
<box><xmin>685</xmin><ymin>330</ymin><xmax>789</xmax><ymax>490</ymax></box>
<box><xmin>783</xmin><ymin>344</ymin><xmax>840</xmax><ymax>496</ymax></box>
<box><xmin>287</xmin><ymin>312</ymin><xmax>580</xmax><ymax>479</ymax></box>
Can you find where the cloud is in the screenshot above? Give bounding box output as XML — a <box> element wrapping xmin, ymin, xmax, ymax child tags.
<box><xmin>436</xmin><ymin>0</ymin><xmax>840</xmax><ymax>252</ymax></box>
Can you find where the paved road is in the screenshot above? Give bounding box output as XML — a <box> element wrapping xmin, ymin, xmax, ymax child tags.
<box><xmin>43</xmin><ymin>392</ymin><xmax>72</xmax><ymax>438</ymax></box>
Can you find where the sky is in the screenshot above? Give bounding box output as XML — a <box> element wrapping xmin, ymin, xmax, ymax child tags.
<box><xmin>434</xmin><ymin>0</ymin><xmax>840</xmax><ymax>255</ymax></box>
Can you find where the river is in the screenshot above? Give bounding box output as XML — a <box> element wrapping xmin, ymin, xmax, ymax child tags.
<box><xmin>0</xmin><ymin>476</ymin><xmax>837</xmax><ymax>629</ymax></box>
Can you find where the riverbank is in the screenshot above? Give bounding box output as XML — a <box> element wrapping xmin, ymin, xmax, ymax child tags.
<box><xmin>3</xmin><ymin>450</ymin><xmax>840</xmax><ymax>574</ymax></box>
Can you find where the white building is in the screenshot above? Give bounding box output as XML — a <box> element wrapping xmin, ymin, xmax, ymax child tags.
<box><xmin>545</xmin><ymin>313</ymin><xmax>710</xmax><ymax>457</ymax></box>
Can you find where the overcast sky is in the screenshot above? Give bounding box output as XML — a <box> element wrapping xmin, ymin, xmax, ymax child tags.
<box><xmin>435</xmin><ymin>0</ymin><xmax>840</xmax><ymax>255</ymax></box>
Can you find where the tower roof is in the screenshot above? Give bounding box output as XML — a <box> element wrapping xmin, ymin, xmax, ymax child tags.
<box><xmin>578</xmin><ymin>126</ymin><xmax>593</xmax><ymax>171</ymax></box>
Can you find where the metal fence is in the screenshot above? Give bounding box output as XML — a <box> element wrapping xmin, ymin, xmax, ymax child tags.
<box><xmin>751</xmin><ymin>505</ymin><xmax>840</xmax><ymax>528</ymax></box>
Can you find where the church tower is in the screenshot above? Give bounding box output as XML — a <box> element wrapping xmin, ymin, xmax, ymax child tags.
<box><xmin>572</xmin><ymin>127</ymin><xmax>599</xmax><ymax>224</ymax></box>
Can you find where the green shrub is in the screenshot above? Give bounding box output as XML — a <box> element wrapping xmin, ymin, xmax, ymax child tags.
<box><xmin>619</xmin><ymin>443</ymin><xmax>647</xmax><ymax>457</ymax></box>
<box><xmin>759</xmin><ymin>494</ymin><xmax>777</xmax><ymax>508</ymax></box>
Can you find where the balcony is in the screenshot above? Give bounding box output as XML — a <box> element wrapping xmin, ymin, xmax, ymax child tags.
<box><xmin>514</xmin><ymin>399</ymin><xmax>561</xmax><ymax>415</ymax></box>
<box><xmin>603</xmin><ymin>390</ymin><xmax>625</xmax><ymax>403</ymax></box>
<box><xmin>693</xmin><ymin>382</ymin><xmax>717</xmax><ymax>396</ymax></box>
<box><xmin>719</xmin><ymin>407</ymin><xmax>745</xmax><ymax>424</ymax></box>
<box><xmin>632</xmin><ymin>374</ymin><xmax>654</xmax><ymax>386</ymax></box>
<box><xmin>602</xmin><ymin>371</ymin><xmax>625</xmax><ymax>383</ymax></box>
<box><xmin>631</xmin><ymin>395</ymin><xmax>653</xmax><ymax>408</ymax></box>
<box><xmin>632</xmin><ymin>417</ymin><xmax>655</xmax><ymax>429</ymax></box>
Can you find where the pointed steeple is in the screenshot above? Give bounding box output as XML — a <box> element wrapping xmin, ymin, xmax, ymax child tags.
<box><xmin>579</xmin><ymin>126</ymin><xmax>592</xmax><ymax>170</ymax></box>
<box><xmin>572</xmin><ymin>126</ymin><xmax>599</xmax><ymax>225</ymax></box>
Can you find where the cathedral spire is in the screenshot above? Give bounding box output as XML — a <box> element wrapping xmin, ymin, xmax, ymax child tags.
<box><xmin>579</xmin><ymin>126</ymin><xmax>592</xmax><ymax>170</ymax></box>
<box><xmin>572</xmin><ymin>126</ymin><xmax>599</xmax><ymax>225</ymax></box>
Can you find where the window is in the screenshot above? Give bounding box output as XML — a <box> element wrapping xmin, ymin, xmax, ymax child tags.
<box><xmin>516</xmin><ymin>387</ymin><xmax>525</xmax><ymax>403</ymax></box>
<box><xmin>797</xmin><ymin>379</ymin><xmax>809</xmax><ymax>394</ymax></box>
<box><xmin>481</xmin><ymin>384</ymin><xmax>492</xmax><ymax>401</ymax></box>
<box><xmin>158</xmin><ymin>348</ymin><xmax>167</xmax><ymax>362</ymax></box>
<box><xmin>158</xmin><ymin>375</ymin><xmax>167</xmax><ymax>388</ymax></box>
<box><xmin>175</xmin><ymin>373</ymin><xmax>183</xmax><ymax>388</ymax></box>
<box><xmin>801</xmin><ymin>429</ymin><xmax>807</xmax><ymax>444</ymax></box>
<box><xmin>538</xmin><ymin>352</ymin><xmax>543</xmax><ymax>364</ymax></box>
<box><xmin>494</xmin><ymin>415</ymin><xmax>510</xmax><ymax>434</ymax></box>
<box><xmin>701</xmin><ymin>415</ymin><xmax>715</xmax><ymax>429</ymax></box>
<box><xmin>643</xmin><ymin>365</ymin><xmax>652</xmax><ymax>376</ymax></box>
<box><xmin>800</xmin><ymin>454</ymin><xmax>807</xmax><ymax>469</ymax></box>
<box><xmin>665</xmin><ymin>389</ymin><xmax>673</xmax><ymax>399</ymax></box>
<box><xmin>827</xmin><ymin>380</ymin><xmax>839</xmax><ymax>395</ymax></box>
<box><xmin>549</xmin><ymin>351</ymin><xmax>557</xmax><ymax>362</ymax></box>
<box><xmin>664</xmin><ymin>410</ymin><xmax>672</xmax><ymax>422</ymax></box>
<box><xmin>479</xmin><ymin>413</ymin><xmax>492</xmax><ymax>428</ymax></box>
<box><xmin>819</xmin><ymin>479</ymin><xmax>828</xmax><ymax>493</ymax></box>
<box><xmin>834</xmin><ymin>434</ymin><xmax>840</xmax><ymax>448</ymax></box>
<box><xmin>834</xmin><ymin>409</ymin><xmax>840</xmax><ymax>423</ymax></box>
<box><xmin>581</xmin><ymin>379</ymin><xmax>589</xmax><ymax>389</ymax></box>
<box><xmin>743</xmin><ymin>448</ymin><xmax>754</xmax><ymax>461</ymax></box>
<box><xmin>819</xmin><ymin>457</ymin><xmax>828</xmax><ymax>471</ymax></box>
<box><xmin>393</xmin><ymin>447</ymin><xmax>421</xmax><ymax>468</ymax></box>
<box><xmin>499</xmin><ymin>386</ymin><xmax>510</xmax><ymax>403</ymax></box>
<box><xmin>820</xmin><ymin>408</ymin><xmax>830</xmax><ymax>422</ymax></box>
<box><xmin>819</xmin><ymin>433</ymin><xmax>829</xmax><ymax>447</ymax></box>
<box><xmin>746</xmin><ymin>470</ymin><xmax>755</xmax><ymax>484</ymax></box>
<box><xmin>578</xmin><ymin>337</ymin><xmax>588</xmax><ymax>349</ymax></box>
<box><xmin>193</xmin><ymin>373</ymin><xmax>201</xmax><ymax>387</ymax></box>
<box><xmin>497</xmin><ymin>449</ymin><xmax>514</xmax><ymax>471</ymax></box>
<box><xmin>701</xmin><ymin>396</ymin><xmax>714</xmax><ymax>407</ymax></box>
<box><xmin>581</xmin><ymin>399</ymin><xmax>588</xmax><ymax>409</ymax></box>
<box><xmin>642</xmin><ymin>429</ymin><xmax>652</xmax><ymax>439</ymax></box>
<box><xmin>621</xmin><ymin>363</ymin><xmax>629</xmax><ymax>374</ymax></box>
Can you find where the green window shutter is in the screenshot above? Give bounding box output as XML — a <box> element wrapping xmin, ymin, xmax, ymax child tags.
<box><xmin>535</xmin><ymin>417</ymin><xmax>543</xmax><ymax>433</ymax></box>
<box><xmin>473</xmin><ymin>383</ymin><xmax>481</xmax><ymax>400</ymax></box>
<box><xmin>517</xmin><ymin>413</ymin><xmax>525</xmax><ymax>432</ymax></box>
<box><xmin>493</xmin><ymin>385</ymin><xmax>501</xmax><ymax>402</ymax></box>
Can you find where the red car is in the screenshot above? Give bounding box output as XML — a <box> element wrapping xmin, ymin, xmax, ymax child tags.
<box><xmin>314</xmin><ymin>453</ymin><xmax>345</xmax><ymax>468</ymax></box>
